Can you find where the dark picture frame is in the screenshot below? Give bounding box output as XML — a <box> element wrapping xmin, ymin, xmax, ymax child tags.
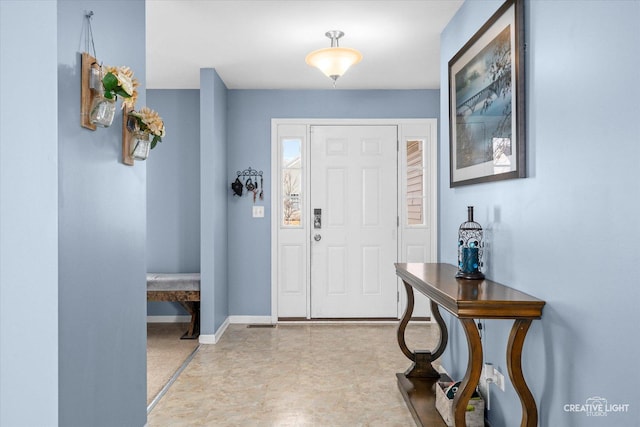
<box><xmin>449</xmin><ymin>0</ymin><xmax>525</xmax><ymax>187</ymax></box>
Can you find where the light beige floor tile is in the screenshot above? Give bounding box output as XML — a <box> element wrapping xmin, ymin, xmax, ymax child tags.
<box><xmin>147</xmin><ymin>323</ymin><xmax>199</xmax><ymax>405</ymax></box>
<box><xmin>148</xmin><ymin>323</ymin><xmax>439</xmax><ymax>426</ymax></box>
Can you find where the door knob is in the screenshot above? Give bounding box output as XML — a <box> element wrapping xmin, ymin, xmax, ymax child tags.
<box><xmin>314</xmin><ymin>234</ymin><xmax>322</xmax><ymax>242</ymax></box>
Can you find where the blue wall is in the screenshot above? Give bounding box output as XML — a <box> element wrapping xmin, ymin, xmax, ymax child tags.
<box><xmin>57</xmin><ymin>1</ymin><xmax>147</xmax><ymax>426</ymax></box>
<box><xmin>200</xmin><ymin>69</ymin><xmax>229</xmax><ymax>334</ymax></box>
<box><xmin>147</xmin><ymin>89</ymin><xmax>200</xmax><ymax>316</ymax></box>
<box><xmin>0</xmin><ymin>2</ymin><xmax>59</xmax><ymax>425</ymax></box>
<box><xmin>227</xmin><ymin>90</ymin><xmax>439</xmax><ymax>315</ymax></box>
<box><xmin>146</xmin><ymin>89</ymin><xmax>438</xmax><ymax>321</ymax></box>
<box><xmin>147</xmin><ymin>90</ymin><xmax>201</xmax><ymax>273</ymax></box>
<box><xmin>1</xmin><ymin>2</ymin><xmax>148</xmax><ymax>425</ymax></box>
<box><xmin>440</xmin><ymin>1</ymin><xmax>640</xmax><ymax>426</ymax></box>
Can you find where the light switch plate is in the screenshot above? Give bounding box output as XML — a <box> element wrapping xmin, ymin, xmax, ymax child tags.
<box><xmin>252</xmin><ymin>206</ymin><xmax>264</xmax><ymax>218</ymax></box>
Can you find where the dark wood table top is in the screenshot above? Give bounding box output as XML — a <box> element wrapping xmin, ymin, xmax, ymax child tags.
<box><xmin>395</xmin><ymin>263</ymin><xmax>545</xmax><ymax>319</ymax></box>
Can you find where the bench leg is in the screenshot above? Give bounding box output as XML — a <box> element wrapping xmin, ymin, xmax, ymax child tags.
<box><xmin>178</xmin><ymin>301</ymin><xmax>200</xmax><ymax>340</ymax></box>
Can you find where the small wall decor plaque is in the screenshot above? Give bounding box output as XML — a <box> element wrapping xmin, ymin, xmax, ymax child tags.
<box><xmin>81</xmin><ymin>52</ymin><xmax>100</xmax><ymax>130</ymax></box>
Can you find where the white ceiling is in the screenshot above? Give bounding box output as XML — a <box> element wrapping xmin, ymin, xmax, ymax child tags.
<box><xmin>146</xmin><ymin>0</ymin><xmax>463</xmax><ymax>90</ymax></box>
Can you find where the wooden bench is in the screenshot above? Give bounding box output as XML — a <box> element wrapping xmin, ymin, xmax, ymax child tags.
<box><xmin>146</xmin><ymin>273</ymin><xmax>200</xmax><ymax>340</ymax></box>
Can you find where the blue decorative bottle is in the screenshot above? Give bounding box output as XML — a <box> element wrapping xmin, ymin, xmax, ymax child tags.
<box><xmin>456</xmin><ymin>206</ymin><xmax>485</xmax><ymax>280</ymax></box>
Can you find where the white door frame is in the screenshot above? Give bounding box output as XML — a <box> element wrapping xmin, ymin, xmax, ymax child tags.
<box><xmin>271</xmin><ymin>119</ymin><xmax>438</xmax><ymax>322</ymax></box>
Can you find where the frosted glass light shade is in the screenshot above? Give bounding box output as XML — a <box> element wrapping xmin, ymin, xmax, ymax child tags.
<box><xmin>305</xmin><ymin>47</ymin><xmax>363</xmax><ymax>80</ymax></box>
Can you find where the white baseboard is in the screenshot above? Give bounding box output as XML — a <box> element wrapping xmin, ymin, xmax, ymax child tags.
<box><xmin>229</xmin><ymin>315</ymin><xmax>273</xmax><ymax>324</ymax></box>
<box><xmin>436</xmin><ymin>364</ymin><xmax>449</xmax><ymax>376</ymax></box>
<box><xmin>146</xmin><ymin>315</ymin><xmax>191</xmax><ymax>323</ymax></box>
<box><xmin>277</xmin><ymin>319</ymin><xmax>400</xmax><ymax>325</ymax></box>
<box><xmin>159</xmin><ymin>316</ymin><xmax>420</xmax><ymax>343</ymax></box>
<box><xmin>275</xmin><ymin>318</ymin><xmax>432</xmax><ymax>325</ymax></box>
<box><xmin>199</xmin><ymin>316</ymin><xmax>274</xmax><ymax>344</ymax></box>
<box><xmin>199</xmin><ymin>316</ymin><xmax>230</xmax><ymax>344</ymax></box>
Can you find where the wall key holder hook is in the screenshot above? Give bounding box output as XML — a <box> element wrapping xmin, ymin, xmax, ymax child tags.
<box><xmin>231</xmin><ymin>167</ymin><xmax>264</xmax><ymax>201</ymax></box>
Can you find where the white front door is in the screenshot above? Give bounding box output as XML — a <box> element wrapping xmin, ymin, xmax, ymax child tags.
<box><xmin>309</xmin><ymin>125</ymin><xmax>398</xmax><ymax>318</ymax></box>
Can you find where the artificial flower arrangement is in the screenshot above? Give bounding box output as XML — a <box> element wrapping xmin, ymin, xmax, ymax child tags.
<box><xmin>87</xmin><ymin>62</ymin><xmax>167</xmax><ymax>161</ymax></box>
<box><xmin>100</xmin><ymin>65</ymin><xmax>139</xmax><ymax>109</ymax></box>
<box><xmin>89</xmin><ymin>65</ymin><xmax>140</xmax><ymax>127</ymax></box>
<box><xmin>128</xmin><ymin>107</ymin><xmax>165</xmax><ymax>149</ymax></box>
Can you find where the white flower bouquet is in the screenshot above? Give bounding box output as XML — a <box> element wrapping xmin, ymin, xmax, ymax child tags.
<box><xmin>129</xmin><ymin>107</ymin><xmax>166</xmax><ymax>148</ymax></box>
<box><xmin>101</xmin><ymin>65</ymin><xmax>139</xmax><ymax>109</ymax></box>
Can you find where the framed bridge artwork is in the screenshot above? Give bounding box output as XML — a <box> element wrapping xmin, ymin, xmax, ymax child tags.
<box><xmin>448</xmin><ymin>0</ymin><xmax>526</xmax><ymax>187</ymax></box>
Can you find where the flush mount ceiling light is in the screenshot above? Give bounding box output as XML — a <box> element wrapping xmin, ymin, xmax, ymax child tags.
<box><xmin>305</xmin><ymin>30</ymin><xmax>362</xmax><ymax>87</ymax></box>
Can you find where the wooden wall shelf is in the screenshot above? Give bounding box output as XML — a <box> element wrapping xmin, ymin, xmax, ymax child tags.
<box><xmin>122</xmin><ymin>106</ymin><xmax>134</xmax><ymax>166</ymax></box>
<box><xmin>80</xmin><ymin>52</ymin><xmax>99</xmax><ymax>131</ymax></box>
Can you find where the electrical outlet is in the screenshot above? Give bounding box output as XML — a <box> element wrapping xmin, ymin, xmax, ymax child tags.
<box><xmin>480</xmin><ymin>363</ymin><xmax>494</xmax><ymax>410</ymax></box>
<box><xmin>252</xmin><ymin>206</ymin><xmax>264</xmax><ymax>218</ymax></box>
<box><xmin>482</xmin><ymin>363</ymin><xmax>494</xmax><ymax>382</ymax></box>
<box><xmin>478</xmin><ymin>364</ymin><xmax>490</xmax><ymax>402</ymax></box>
<box><xmin>483</xmin><ymin>362</ymin><xmax>505</xmax><ymax>393</ymax></box>
<box><xmin>494</xmin><ymin>368</ymin><xmax>505</xmax><ymax>391</ymax></box>
<box><xmin>480</xmin><ymin>362</ymin><xmax>506</xmax><ymax>411</ymax></box>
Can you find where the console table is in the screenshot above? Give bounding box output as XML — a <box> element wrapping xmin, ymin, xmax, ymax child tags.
<box><xmin>395</xmin><ymin>263</ymin><xmax>545</xmax><ymax>427</ymax></box>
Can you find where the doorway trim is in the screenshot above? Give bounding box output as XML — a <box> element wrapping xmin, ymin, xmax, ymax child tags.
<box><xmin>271</xmin><ymin>119</ymin><xmax>438</xmax><ymax>323</ymax></box>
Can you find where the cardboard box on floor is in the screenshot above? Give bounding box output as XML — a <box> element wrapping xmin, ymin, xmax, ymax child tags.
<box><xmin>435</xmin><ymin>380</ymin><xmax>485</xmax><ymax>427</ymax></box>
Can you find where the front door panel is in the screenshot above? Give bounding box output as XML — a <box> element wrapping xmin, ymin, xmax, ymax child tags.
<box><xmin>310</xmin><ymin>125</ymin><xmax>398</xmax><ymax>318</ymax></box>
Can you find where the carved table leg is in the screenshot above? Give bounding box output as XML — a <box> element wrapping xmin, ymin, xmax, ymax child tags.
<box><xmin>454</xmin><ymin>318</ymin><xmax>483</xmax><ymax>427</ymax></box>
<box><xmin>507</xmin><ymin>319</ymin><xmax>537</xmax><ymax>427</ymax></box>
<box><xmin>397</xmin><ymin>280</ymin><xmax>443</xmax><ymax>378</ymax></box>
<box><xmin>397</xmin><ymin>280</ymin><xmax>416</xmax><ymax>361</ymax></box>
<box><xmin>430</xmin><ymin>300</ymin><xmax>448</xmax><ymax>361</ymax></box>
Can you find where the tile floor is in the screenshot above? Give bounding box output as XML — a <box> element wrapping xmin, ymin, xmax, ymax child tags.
<box><xmin>148</xmin><ymin>323</ymin><xmax>440</xmax><ymax>426</ymax></box>
<box><xmin>147</xmin><ymin>323</ymin><xmax>200</xmax><ymax>405</ymax></box>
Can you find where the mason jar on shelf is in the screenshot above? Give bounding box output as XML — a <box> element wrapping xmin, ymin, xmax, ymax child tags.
<box><xmin>130</xmin><ymin>130</ymin><xmax>151</xmax><ymax>160</ymax></box>
<box><xmin>89</xmin><ymin>94</ymin><xmax>116</xmax><ymax>127</ymax></box>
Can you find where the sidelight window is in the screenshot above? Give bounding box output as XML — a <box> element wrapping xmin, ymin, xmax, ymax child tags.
<box><xmin>406</xmin><ymin>139</ymin><xmax>427</xmax><ymax>226</ymax></box>
<box><xmin>282</xmin><ymin>138</ymin><xmax>302</xmax><ymax>227</ymax></box>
